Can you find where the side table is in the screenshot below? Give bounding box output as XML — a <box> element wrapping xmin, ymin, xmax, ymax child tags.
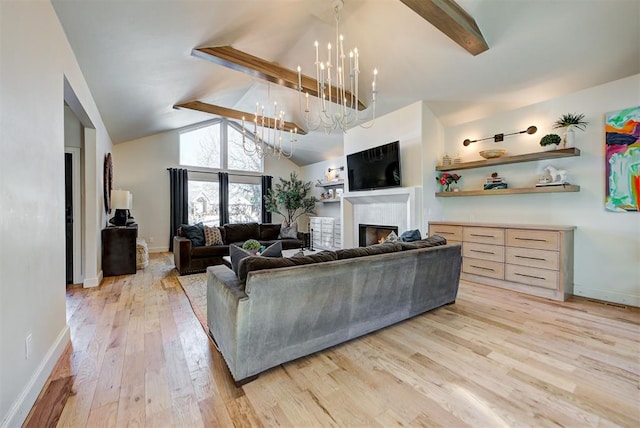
<box><xmin>102</xmin><ymin>225</ymin><xmax>137</xmax><ymax>276</ymax></box>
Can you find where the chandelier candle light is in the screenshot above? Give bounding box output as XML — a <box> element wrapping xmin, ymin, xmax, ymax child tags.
<box><xmin>241</xmin><ymin>98</ymin><xmax>297</xmax><ymax>159</ymax></box>
<box><xmin>297</xmin><ymin>0</ymin><xmax>377</xmax><ymax>133</ymax></box>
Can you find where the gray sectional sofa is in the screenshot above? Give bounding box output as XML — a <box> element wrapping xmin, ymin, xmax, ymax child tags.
<box><xmin>206</xmin><ymin>237</ymin><xmax>462</xmax><ymax>383</ymax></box>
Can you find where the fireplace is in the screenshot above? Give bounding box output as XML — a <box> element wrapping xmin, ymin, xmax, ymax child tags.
<box><xmin>359</xmin><ymin>224</ymin><xmax>399</xmax><ymax>247</ymax></box>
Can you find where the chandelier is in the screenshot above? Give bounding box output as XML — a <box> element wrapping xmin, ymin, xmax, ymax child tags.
<box><xmin>241</xmin><ymin>86</ymin><xmax>297</xmax><ymax>159</ymax></box>
<box><xmin>297</xmin><ymin>0</ymin><xmax>377</xmax><ymax>134</ymax></box>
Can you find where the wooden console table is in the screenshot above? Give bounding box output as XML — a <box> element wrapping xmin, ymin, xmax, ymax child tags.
<box><xmin>429</xmin><ymin>221</ymin><xmax>575</xmax><ymax>301</ymax></box>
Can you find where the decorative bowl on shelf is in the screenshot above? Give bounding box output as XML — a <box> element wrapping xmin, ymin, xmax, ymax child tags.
<box><xmin>479</xmin><ymin>149</ymin><xmax>506</xmax><ymax>159</ymax></box>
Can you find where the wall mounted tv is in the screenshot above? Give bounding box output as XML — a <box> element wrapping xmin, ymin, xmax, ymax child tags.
<box><xmin>347</xmin><ymin>141</ymin><xmax>401</xmax><ymax>191</ymax></box>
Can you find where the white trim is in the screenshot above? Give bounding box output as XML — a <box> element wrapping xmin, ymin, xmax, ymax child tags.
<box><xmin>64</xmin><ymin>147</ymin><xmax>83</xmax><ymax>284</ymax></box>
<box><xmin>0</xmin><ymin>327</ymin><xmax>71</xmax><ymax>428</ymax></box>
<box><xmin>149</xmin><ymin>246</ymin><xmax>169</xmax><ymax>253</ymax></box>
<box><xmin>573</xmin><ymin>287</ymin><xmax>639</xmax><ymax>307</ymax></box>
<box><xmin>83</xmin><ymin>270</ymin><xmax>102</xmax><ymax>288</ymax></box>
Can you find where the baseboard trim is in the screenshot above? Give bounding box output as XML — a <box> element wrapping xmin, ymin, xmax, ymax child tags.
<box><xmin>83</xmin><ymin>270</ymin><xmax>102</xmax><ymax>288</ymax></box>
<box><xmin>149</xmin><ymin>246</ymin><xmax>169</xmax><ymax>253</ymax></box>
<box><xmin>573</xmin><ymin>287</ymin><xmax>639</xmax><ymax>308</ymax></box>
<box><xmin>1</xmin><ymin>326</ymin><xmax>71</xmax><ymax>428</ymax></box>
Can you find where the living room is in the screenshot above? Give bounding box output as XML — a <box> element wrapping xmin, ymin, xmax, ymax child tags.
<box><xmin>2</xmin><ymin>1</ymin><xmax>639</xmax><ymax>427</ymax></box>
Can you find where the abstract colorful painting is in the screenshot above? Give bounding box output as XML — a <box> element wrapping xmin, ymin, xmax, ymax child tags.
<box><xmin>605</xmin><ymin>106</ymin><xmax>640</xmax><ymax>212</ymax></box>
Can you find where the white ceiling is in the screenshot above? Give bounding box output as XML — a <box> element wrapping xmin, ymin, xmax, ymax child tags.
<box><xmin>52</xmin><ymin>0</ymin><xmax>640</xmax><ymax>166</ymax></box>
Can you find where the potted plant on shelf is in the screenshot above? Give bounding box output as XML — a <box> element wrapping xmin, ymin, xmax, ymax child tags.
<box><xmin>539</xmin><ymin>133</ymin><xmax>562</xmax><ymax>151</ymax></box>
<box><xmin>436</xmin><ymin>173</ymin><xmax>461</xmax><ymax>192</ymax></box>
<box><xmin>553</xmin><ymin>113</ymin><xmax>588</xmax><ymax>148</ymax></box>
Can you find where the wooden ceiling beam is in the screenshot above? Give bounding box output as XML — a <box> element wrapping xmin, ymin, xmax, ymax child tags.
<box><xmin>192</xmin><ymin>46</ymin><xmax>367</xmax><ymax>111</ymax></box>
<box><xmin>173</xmin><ymin>100</ymin><xmax>307</xmax><ymax>135</ymax></box>
<box><xmin>399</xmin><ymin>0</ymin><xmax>489</xmax><ymax>56</ymax></box>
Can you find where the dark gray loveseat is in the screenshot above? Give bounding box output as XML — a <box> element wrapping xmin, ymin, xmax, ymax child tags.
<box><xmin>173</xmin><ymin>222</ymin><xmax>304</xmax><ymax>275</ymax></box>
<box><xmin>207</xmin><ymin>237</ymin><xmax>462</xmax><ymax>383</ymax></box>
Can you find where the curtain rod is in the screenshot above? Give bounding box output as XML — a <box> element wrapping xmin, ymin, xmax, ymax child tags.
<box><xmin>167</xmin><ymin>168</ymin><xmax>267</xmax><ymax>178</ymax></box>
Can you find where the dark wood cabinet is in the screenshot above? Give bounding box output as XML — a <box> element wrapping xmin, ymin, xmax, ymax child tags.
<box><xmin>102</xmin><ymin>225</ymin><xmax>137</xmax><ymax>276</ymax></box>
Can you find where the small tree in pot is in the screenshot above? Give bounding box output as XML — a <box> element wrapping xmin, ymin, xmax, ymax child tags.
<box><xmin>264</xmin><ymin>172</ymin><xmax>316</xmax><ymax>226</ymax></box>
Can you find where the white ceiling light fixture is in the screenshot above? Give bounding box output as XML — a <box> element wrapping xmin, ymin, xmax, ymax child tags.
<box><xmin>297</xmin><ymin>0</ymin><xmax>377</xmax><ymax>134</ymax></box>
<box><xmin>241</xmin><ymin>84</ymin><xmax>297</xmax><ymax>159</ymax></box>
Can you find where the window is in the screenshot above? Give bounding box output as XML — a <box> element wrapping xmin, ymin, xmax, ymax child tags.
<box><xmin>180</xmin><ymin>119</ymin><xmax>262</xmax><ymax>172</ymax></box>
<box><xmin>180</xmin><ymin>119</ymin><xmax>264</xmax><ymax>225</ymax></box>
<box><xmin>188</xmin><ymin>180</ymin><xmax>220</xmax><ymax>226</ymax></box>
<box><xmin>229</xmin><ymin>182</ymin><xmax>261</xmax><ymax>223</ymax></box>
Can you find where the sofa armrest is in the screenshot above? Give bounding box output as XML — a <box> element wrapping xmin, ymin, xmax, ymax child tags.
<box><xmin>173</xmin><ymin>236</ymin><xmax>192</xmax><ymax>275</ymax></box>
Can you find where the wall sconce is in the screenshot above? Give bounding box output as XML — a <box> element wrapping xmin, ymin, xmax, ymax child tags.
<box><xmin>463</xmin><ymin>125</ymin><xmax>537</xmax><ymax>146</ymax></box>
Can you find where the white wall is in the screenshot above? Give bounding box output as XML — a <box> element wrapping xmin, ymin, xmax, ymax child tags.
<box><xmin>0</xmin><ymin>2</ymin><xmax>113</xmax><ymax>426</ymax></box>
<box><xmin>439</xmin><ymin>75</ymin><xmax>640</xmax><ymax>306</ymax></box>
<box><xmin>299</xmin><ymin>157</ymin><xmax>346</xmax><ymax>228</ymax></box>
<box><xmin>113</xmin><ymin>125</ymin><xmax>301</xmax><ymax>252</ymax></box>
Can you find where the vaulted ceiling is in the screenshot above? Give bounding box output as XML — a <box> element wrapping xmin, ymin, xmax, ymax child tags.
<box><xmin>52</xmin><ymin>0</ymin><xmax>640</xmax><ymax>166</ymax></box>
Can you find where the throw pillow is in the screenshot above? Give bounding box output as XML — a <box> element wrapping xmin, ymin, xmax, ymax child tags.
<box><xmin>400</xmin><ymin>229</ymin><xmax>422</xmax><ymax>242</ymax></box>
<box><xmin>260</xmin><ymin>241</ymin><xmax>282</xmax><ymax>257</ymax></box>
<box><xmin>279</xmin><ymin>222</ymin><xmax>298</xmax><ymax>239</ymax></box>
<box><xmin>203</xmin><ymin>225</ymin><xmax>223</xmax><ymax>246</ymax></box>
<box><xmin>229</xmin><ymin>244</ymin><xmax>254</xmax><ymax>276</ymax></box>
<box><xmin>180</xmin><ymin>223</ymin><xmax>205</xmax><ymax>247</ymax></box>
<box><xmin>384</xmin><ymin>231</ymin><xmax>399</xmax><ymax>243</ymax></box>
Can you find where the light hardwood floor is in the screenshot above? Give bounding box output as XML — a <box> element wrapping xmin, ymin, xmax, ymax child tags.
<box><xmin>25</xmin><ymin>253</ymin><xmax>639</xmax><ymax>427</ymax></box>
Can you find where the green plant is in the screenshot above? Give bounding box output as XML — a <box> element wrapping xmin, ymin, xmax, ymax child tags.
<box><xmin>264</xmin><ymin>172</ymin><xmax>316</xmax><ymax>225</ymax></box>
<box><xmin>553</xmin><ymin>113</ymin><xmax>588</xmax><ymax>131</ymax></box>
<box><xmin>540</xmin><ymin>134</ymin><xmax>562</xmax><ymax>147</ymax></box>
<box><xmin>242</xmin><ymin>239</ymin><xmax>261</xmax><ymax>251</ymax></box>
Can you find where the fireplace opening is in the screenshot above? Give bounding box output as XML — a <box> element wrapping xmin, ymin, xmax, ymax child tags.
<box><xmin>359</xmin><ymin>224</ymin><xmax>399</xmax><ymax>247</ymax></box>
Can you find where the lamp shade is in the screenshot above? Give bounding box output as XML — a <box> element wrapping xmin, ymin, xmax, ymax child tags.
<box><xmin>111</xmin><ymin>190</ymin><xmax>130</xmax><ymax>210</ymax></box>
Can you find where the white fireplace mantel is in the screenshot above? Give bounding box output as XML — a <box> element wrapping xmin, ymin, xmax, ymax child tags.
<box><xmin>341</xmin><ymin>186</ymin><xmax>422</xmax><ymax>248</ymax></box>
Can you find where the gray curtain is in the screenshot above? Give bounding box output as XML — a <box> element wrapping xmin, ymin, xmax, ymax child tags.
<box><xmin>218</xmin><ymin>172</ymin><xmax>229</xmax><ymax>226</ymax></box>
<box><xmin>168</xmin><ymin>168</ymin><xmax>188</xmax><ymax>251</ymax></box>
<box><xmin>261</xmin><ymin>175</ymin><xmax>272</xmax><ymax>224</ymax></box>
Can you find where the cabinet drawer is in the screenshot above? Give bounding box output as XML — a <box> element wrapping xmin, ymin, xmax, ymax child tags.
<box><xmin>463</xmin><ymin>242</ymin><xmax>504</xmax><ymax>263</ymax></box>
<box><xmin>463</xmin><ymin>258</ymin><xmax>504</xmax><ymax>280</ymax></box>
<box><xmin>507</xmin><ymin>229</ymin><xmax>558</xmax><ymax>250</ymax></box>
<box><xmin>429</xmin><ymin>225</ymin><xmax>462</xmax><ymax>242</ymax></box>
<box><xmin>463</xmin><ymin>227</ymin><xmax>505</xmax><ymax>245</ymax></box>
<box><xmin>506</xmin><ymin>247</ymin><xmax>559</xmax><ymax>270</ymax></box>
<box><xmin>506</xmin><ymin>264</ymin><xmax>559</xmax><ymax>290</ymax></box>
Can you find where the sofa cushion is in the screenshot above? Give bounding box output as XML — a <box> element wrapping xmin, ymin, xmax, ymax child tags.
<box><xmin>181</xmin><ymin>223</ymin><xmax>205</xmax><ymax>247</ymax></box>
<box><xmin>223</xmin><ymin>223</ymin><xmax>260</xmax><ymax>244</ymax></box>
<box><xmin>238</xmin><ymin>250</ymin><xmax>338</xmax><ymax>285</ymax></box>
<box><xmin>203</xmin><ymin>225</ymin><xmax>224</xmax><ymax>246</ymax></box>
<box><xmin>191</xmin><ymin>245</ymin><xmax>228</xmax><ymax>258</ymax></box>
<box><xmin>278</xmin><ymin>222</ymin><xmax>298</xmax><ymax>239</ymax></box>
<box><xmin>230</xmin><ymin>242</ymin><xmax>283</xmax><ymax>276</ymax></box>
<box><xmin>398</xmin><ymin>235</ymin><xmax>447</xmax><ymax>251</ymax></box>
<box><xmin>259</xmin><ymin>223</ymin><xmax>281</xmax><ymax>241</ymax></box>
<box><xmin>335</xmin><ymin>242</ymin><xmax>402</xmax><ymax>260</ymax></box>
<box><xmin>260</xmin><ymin>240</ymin><xmax>282</xmax><ymax>257</ymax></box>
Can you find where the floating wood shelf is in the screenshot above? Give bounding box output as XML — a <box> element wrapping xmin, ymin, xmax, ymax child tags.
<box><xmin>436</xmin><ymin>185</ymin><xmax>580</xmax><ymax>197</ymax></box>
<box><xmin>436</xmin><ymin>148</ymin><xmax>581</xmax><ymax>172</ymax></box>
<box><xmin>319</xmin><ymin>199</ymin><xmax>341</xmax><ymax>203</ymax></box>
<box><xmin>315</xmin><ymin>181</ymin><xmax>344</xmax><ymax>188</ymax></box>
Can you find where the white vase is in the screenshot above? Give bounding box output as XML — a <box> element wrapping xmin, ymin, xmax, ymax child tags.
<box><xmin>563</xmin><ymin>127</ymin><xmax>575</xmax><ymax>149</ymax></box>
<box><xmin>543</xmin><ymin>144</ymin><xmax>558</xmax><ymax>151</ymax></box>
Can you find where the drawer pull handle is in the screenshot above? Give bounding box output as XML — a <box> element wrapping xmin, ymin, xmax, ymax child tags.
<box><xmin>470</xmin><ymin>250</ymin><xmax>495</xmax><ymax>255</ymax></box>
<box><xmin>515</xmin><ymin>272</ymin><xmax>545</xmax><ymax>280</ymax></box>
<box><xmin>437</xmin><ymin>231</ymin><xmax>455</xmax><ymax>235</ymax></box>
<box><xmin>470</xmin><ymin>265</ymin><xmax>495</xmax><ymax>272</ymax></box>
<box><xmin>470</xmin><ymin>234</ymin><xmax>495</xmax><ymax>238</ymax></box>
<box><xmin>515</xmin><ymin>237</ymin><xmax>548</xmax><ymax>243</ymax></box>
<box><xmin>515</xmin><ymin>255</ymin><xmax>546</xmax><ymax>261</ymax></box>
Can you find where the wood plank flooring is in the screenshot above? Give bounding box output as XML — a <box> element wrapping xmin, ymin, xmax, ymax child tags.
<box><xmin>24</xmin><ymin>253</ymin><xmax>640</xmax><ymax>427</ymax></box>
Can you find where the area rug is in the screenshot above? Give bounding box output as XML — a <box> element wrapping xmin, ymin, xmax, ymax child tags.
<box><xmin>176</xmin><ymin>273</ymin><xmax>208</xmax><ymax>331</ymax></box>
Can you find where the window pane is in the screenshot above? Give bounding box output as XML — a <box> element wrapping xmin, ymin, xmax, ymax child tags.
<box><xmin>229</xmin><ymin>183</ymin><xmax>261</xmax><ymax>223</ymax></box>
<box><xmin>188</xmin><ymin>180</ymin><xmax>220</xmax><ymax>226</ymax></box>
<box><xmin>180</xmin><ymin>123</ymin><xmax>221</xmax><ymax>168</ymax></box>
<box><xmin>228</xmin><ymin>125</ymin><xmax>262</xmax><ymax>172</ymax></box>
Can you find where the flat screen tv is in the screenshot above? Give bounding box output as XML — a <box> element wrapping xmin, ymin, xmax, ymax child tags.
<box><xmin>347</xmin><ymin>141</ymin><xmax>401</xmax><ymax>191</ymax></box>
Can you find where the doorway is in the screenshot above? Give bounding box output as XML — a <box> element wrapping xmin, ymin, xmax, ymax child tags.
<box><xmin>64</xmin><ymin>147</ymin><xmax>82</xmax><ymax>284</ymax></box>
<box><xmin>65</xmin><ymin>153</ymin><xmax>73</xmax><ymax>284</ymax></box>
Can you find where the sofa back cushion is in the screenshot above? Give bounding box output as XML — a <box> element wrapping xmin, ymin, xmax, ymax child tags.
<box><xmin>259</xmin><ymin>223</ymin><xmax>281</xmax><ymax>241</ymax></box>
<box><xmin>180</xmin><ymin>223</ymin><xmax>205</xmax><ymax>247</ymax></box>
<box><xmin>335</xmin><ymin>242</ymin><xmax>402</xmax><ymax>260</ymax></box>
<box><xmin>223</xmin><ymin>222</ymin><xmax>260</xmax><ymax>244</ymax></box>
<box><xmin>238</xmin><ymin>250</ymin><xmax>337</xmax><ymax>285</ymax></box>
<box><xmin>398</xmin><ymin>235</ymin><xmax>447</xmax><ymax>251</ymax></box>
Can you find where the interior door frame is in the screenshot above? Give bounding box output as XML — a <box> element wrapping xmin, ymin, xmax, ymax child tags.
<box><xmin>64</xmin><ymin>146</ymin><xmax>83</xmax><ymax>284</ymax></box>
